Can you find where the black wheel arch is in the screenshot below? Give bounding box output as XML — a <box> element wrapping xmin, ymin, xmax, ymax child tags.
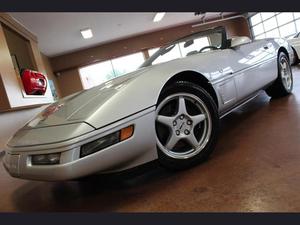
<box><xmin>160</xmin><ymin>70</ymin><xmax>219</xmax><ymax>109</ymax></box>
<box><xmin>278</xmin><ymin>47</ymin><xmax>290</xmax><ymax>61</ymax></box>
<box><xmin>291</xmin><ymin>46</ymin><xmax>299</xmax><ymax>62</ymax></box>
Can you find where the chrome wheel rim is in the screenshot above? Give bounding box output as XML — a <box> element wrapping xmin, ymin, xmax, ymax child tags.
<box><xmin>280</xmin><ymin>57</ymin><xmax>292</xmax><ymax>91</ymax></box>
<box><xmin>155</xmin><ymin>93</ymin><xmax>212</xmax><ymax>159</ymax></box>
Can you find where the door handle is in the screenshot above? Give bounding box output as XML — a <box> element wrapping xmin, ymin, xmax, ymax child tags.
<box><xmin>263</xmin><ymin>45</ymin><xmax>269</xmax><ymax>50</ymax></box>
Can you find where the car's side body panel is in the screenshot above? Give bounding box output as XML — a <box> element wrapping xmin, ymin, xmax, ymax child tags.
<box><xmin>212</xmin><ymin>39</ymin><xmax>279</xmax><ymax>115</ymax></box>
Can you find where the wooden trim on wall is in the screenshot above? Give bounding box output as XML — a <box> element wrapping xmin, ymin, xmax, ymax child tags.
<box><xmin>0</xmin><ymin>13</ymin><xmax>38</xmax><ymax>43</ymax></box>
<box><xmin>142</xmin><ymin>49</ymin><xmax>150</xmax><ymax>60</ymax></box>
<box><xmin>0</xmin><ymin>73</ymin><xmax>10</xmax><ymax>110</ymax></box>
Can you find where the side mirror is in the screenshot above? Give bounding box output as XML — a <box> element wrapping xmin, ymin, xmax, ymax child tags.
<box><xmin>230</xmin><ymin>36</ymin><xmax>251</xmax><ymax>48</ymax></box>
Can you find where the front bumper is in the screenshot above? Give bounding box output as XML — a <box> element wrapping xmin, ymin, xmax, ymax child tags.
<box><xmin>3</xmin><ymin>107</ymin><xmax>157</xmax><ymax>181</ymax></box>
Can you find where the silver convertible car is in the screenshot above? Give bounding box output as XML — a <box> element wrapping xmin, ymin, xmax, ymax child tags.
<box><xmin>3</xmin><ymin>26</ymin><xmax>294</xmax><ymax>181</ymax></box>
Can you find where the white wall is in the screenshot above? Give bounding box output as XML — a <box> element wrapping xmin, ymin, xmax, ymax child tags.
<box><xmin>0</xmin><ymin>106</ymin><xmax>46</xmax><ymax>150</ymax></box>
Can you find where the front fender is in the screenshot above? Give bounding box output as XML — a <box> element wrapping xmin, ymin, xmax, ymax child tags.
<box><xmin>83</xmin><ymin>58</ymin><xmax>214</xmax><ymax>129</ymax></box>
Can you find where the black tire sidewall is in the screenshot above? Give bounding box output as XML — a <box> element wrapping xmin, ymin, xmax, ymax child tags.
<box><xmin>266</xmin><ymin>51</ymin><xmax>293</xmax><ymax>98</ymax></box>
<box><xmin>156</xmin><ymin>81</ymin><xmax>219</xmax><ymax>170</ymax></box>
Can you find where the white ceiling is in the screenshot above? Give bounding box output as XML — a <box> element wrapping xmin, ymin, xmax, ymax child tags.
<box><xmin>9</xmin><ymin>12</ymin><xmax>236</xmax><ymax>57</ymax></box>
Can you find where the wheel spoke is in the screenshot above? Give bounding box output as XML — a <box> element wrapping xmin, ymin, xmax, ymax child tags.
<box><xmin>185</xmin><ymin>133</ymin><xmax>199</xmax><ymax>149</ymax></box>
<box><xmin>281</xmin><ymin>62</ymin><xmax>287</xmax><ymax>70</ymax></box>
<box><xmin>178</xmin><ymin>97</ymin><xmax>188</xmax><ymax>115</ymax></box>
<box><xmin>190</xmin><ymin>114</ymin><xmax>206</xmax><ymax>125</ymax></box>
<box><xmin>282</xmin><ymin>72</ymin><xmax>287</xmax><ymax>79</ymax></box>
<box><xmin>286</xmin><ymin>77</ymin><xmax>292</xmax><ymax>89</ymax></box>
<box><xmin>282</xmin><ymin>75</ymin><xmax>290</xmax><ymax>89</ymax></box>
<box><xmin>165</xmin><ymin>134</ymin><xmax>180</xmax><ymax>149</ymax></box>
<box><xmin>156</xmin><ymin>115</ymin><xmax>174</xmax><ymax>128</ymax></box>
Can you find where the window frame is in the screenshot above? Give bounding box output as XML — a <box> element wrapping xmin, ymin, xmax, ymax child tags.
<box><xmin>249</xmin><ymin>12</ymin><xmax>300</xmax><ymax>40</ymax></box>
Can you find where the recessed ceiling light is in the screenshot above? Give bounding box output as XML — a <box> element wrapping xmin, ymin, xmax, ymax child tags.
<box><xmin>153</xmin><ymin>12</ymin><xmax>166</xmax><ymax>22</ymax></box>
<box><xmin>81</xmin><ymin>28</ymin><xmax>93</xmax><ymax>39</ymax></box>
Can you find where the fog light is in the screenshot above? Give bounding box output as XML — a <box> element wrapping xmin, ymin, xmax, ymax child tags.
<box><xmin>31</xmin><ymin>153</ymin><xmax>60</xmax><ymax>165</ymax></box>
<box><xmin>80</xmin><ymin>125</ymin><xmax>134</xmax><ymax>158</ymax></box>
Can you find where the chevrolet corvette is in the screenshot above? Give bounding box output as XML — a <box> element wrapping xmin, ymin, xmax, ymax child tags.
<box><xmin>3</xmin><ymin>26</ymin><xmax>294</xmax><ymax>180</ymax></box>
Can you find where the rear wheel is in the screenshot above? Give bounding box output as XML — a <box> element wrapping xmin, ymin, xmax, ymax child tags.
<box><xmin>155</xmin><ymin>81</ymin><xmax>219</xmax><ymax>170</ymax></box>
<box><xmin>265</xmin><ymin>52</ymin><xmax>293</xmax><ymax>98</ymax></box>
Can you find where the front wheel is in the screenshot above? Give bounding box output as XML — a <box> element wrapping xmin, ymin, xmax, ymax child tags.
<box><xmin>265</xmin><ymin>52</ymin><xmax>293</xmax><ymax>98</ymax></box>
<box><xmin>155</xmin><ymin>81</ymin><xmax>219</xmax><ymax>170</ymax></box>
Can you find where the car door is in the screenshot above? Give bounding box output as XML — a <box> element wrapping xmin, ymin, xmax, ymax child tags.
<box><xmin>208</xmin><ymin>49</ymin><xmax>241</xmax><ymax>113</ymax></box>
<box><xmin>226</xmin><ymin>39</ymin><xmax>277</xmax><ymax>101</ymax></box>
<box><xmin>210</xmin><ymin>39</ymin><xmax>277</xmax><ymax>115</ymax></box>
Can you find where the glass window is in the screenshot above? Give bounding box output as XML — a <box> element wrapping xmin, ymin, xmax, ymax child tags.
<box><xmin>263</xmin><ymin>17</ymin><xmax>278</xmax><ymax>31</ymax></box>
<box><xmin>294</xmin><ymin>13</ymin><xmax>300</xmax><ymax>19</ymax></box>
<box><xmin>256</xmin><ymin>33</ymin><xmax>266</xmax><ymax>39</ymax></box>
<box><xmin>279</xmin><ymin>22</ymin><xmax>296</xmax><ymax>37</ymax></box>
<box><xmin>265</xmin><ymin>29</ymin><xmax>280</xmax><ymax>38</ymax></box>
<box><xmin>252</xmin><ymin>23</ymin><xmax>264</xmax><ymax>36</ymax></box>
<box><xmin>276</xmin><ymin>13</ymin><xmax>294</xmax><ymax>26</ymax></box>
<box><xmin>79</xmin><ymin>60</ymin><xmax>115</xmax><ymax>89</ymax></box>
<box><xmin>111</xmin><ymin>52</ymin><xmax>145</xmax><ymax>77</ymax></box>
<box><xmin>179</xmin><ymin>36</ymin><xmax>210</xmax><ymax>56</ymax></box>
<box><xmin>250</xmin><ymin>13</ymin><xmax>262</xmax><ymax>26</ymax></box>
<box><xmin>151</xmin><ymin>44</ymin><xmax>182</xmax><ymax>65</ymax></box>
<box><xmin>261</xmin><ymin>12</ymin><xmax>275</xmax><ymax>20</ymax></box>
<box><xmin>250</xmin><ymin>13</ymin><xmax>300</xmax><ymax>40</ymax></box>
<box><xmin>143</xmin><ymin>28</ymin><xmax>225</xmax><ymax>67</ymax></box>
<box><xmin>79</xmin><ymin>52</ymin><xmax>145</xmax><ymax>89</ymax></box>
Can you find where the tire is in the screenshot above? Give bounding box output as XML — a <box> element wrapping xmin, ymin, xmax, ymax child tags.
<box><xmin>265</xmin><ymin>52</ymin><xmax>293</xmax><ymax>98</ymax></box>
<box><xmin>155</xmin><ymin>81</ymin><xmax>219</xmax><ymax>170</ymax></box>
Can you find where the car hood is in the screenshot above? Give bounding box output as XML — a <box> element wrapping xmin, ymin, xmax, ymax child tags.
<box><xmin>23</xmin><ymin>67</ymin><xmax>150</xmax><ymax>129</ymax></box>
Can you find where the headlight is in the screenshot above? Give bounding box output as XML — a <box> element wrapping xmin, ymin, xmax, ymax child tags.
<box><xmin>80</xmin><ymin>125</ymin><xmax>134</xmax><ymax>158</ymax></box>
<box><xmin>31</xmin><ymin>153</ymin><xmax>61</xmax><ymax>165</ymax></box>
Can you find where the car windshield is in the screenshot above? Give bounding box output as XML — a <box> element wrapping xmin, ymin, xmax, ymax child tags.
<box><xmin>141</xmin><ymin>27</ymin><xmax>227</xmax><ymax>67</ymax></box>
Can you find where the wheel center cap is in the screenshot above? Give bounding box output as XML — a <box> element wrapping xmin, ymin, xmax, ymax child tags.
<box><xmin>173</xmin><ymin>114</ymin><xmax>192</xmax><ymax>135</ymax></box>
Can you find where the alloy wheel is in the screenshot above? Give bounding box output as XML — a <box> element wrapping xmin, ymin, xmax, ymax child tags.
<box><xmin>280</xmin><ymin>56</ymin><xmax>292</xmax><ymax>91</ymax></box>
<box><xmin>155</xmin><ymin>93</ymin><xmax>212</xmax><ymax>159</ymax></box>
